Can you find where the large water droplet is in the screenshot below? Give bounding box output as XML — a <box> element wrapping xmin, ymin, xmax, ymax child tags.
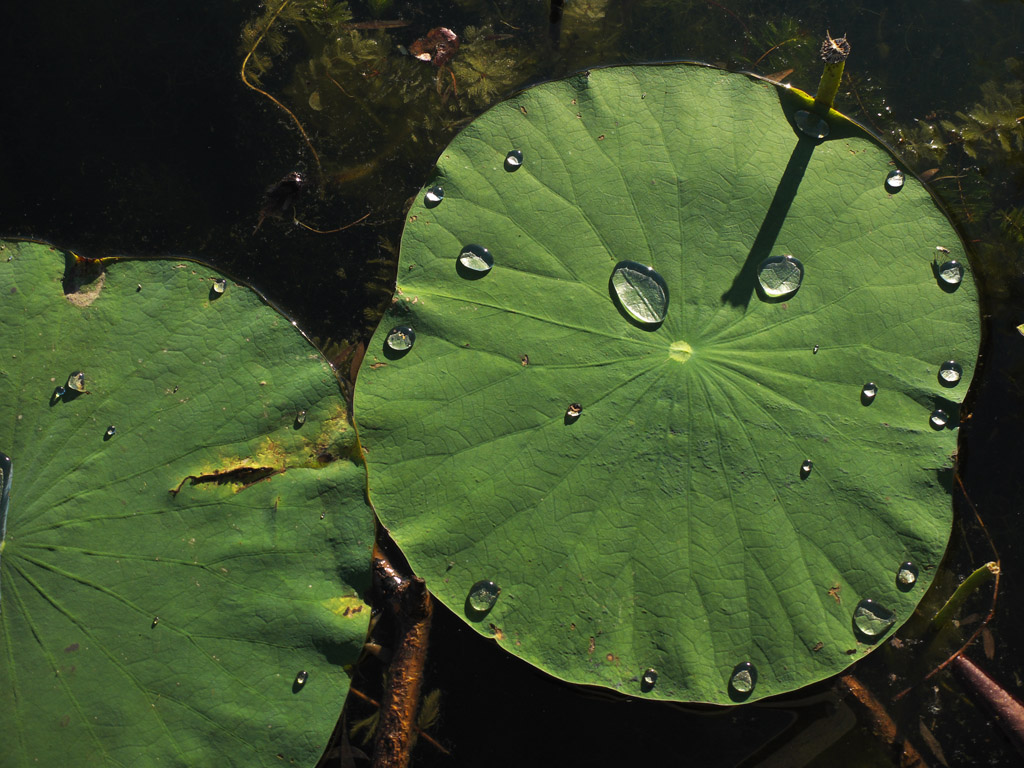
<box><xmin>853</xmin><ymin>599</ymin><xmax>896</xmax><ymax>637</ymax></box>
<box><xmin>937</xmin><ymin>260</ymin><xmax>963</xmax><ymax>287</ymax></box>
<box><xmin>861</xmin><ymin>382</ymin><xmax>878</xmax><ymax>405</ymax></box>
<box><xmin>467</xmin><ymin>580</ymin><xmax>500</xmax><ymax>613</ymax></box>
<box><xmin>729</xmin><ymin>662</ymin><xmax>757</xmax><ymax>697</ymax></box>
<box><xmin>800</xmin><ymin>459</ymin><xmax>813</xmax><ymax>479</ymax></box>
<box><xmin>756</xmin><ymin>255</ymin><xmax>804</xmax><ymax>299</ymax></box>
<box><xmin>385</xmin><ymin>326</ymin><xmax>416</xmax><ymax>352</ymax></box>
<box><xmin>929</xmin><ymin>409</ymin><xmax>949</xmax><ymax>430</ymax></box>
<box><xmin>896</xmin><ymin>562</ymin><xmax>919</xmax><ymax>591</ymax></box>
<box><xmin>641</xmin><ymin>668</ymin><xmax>658</xmax><ymax>691</ymax></box>
<box><xmin>504</xmin><ymin>150</ymin><xmax>523</xmax><ymax>171</ymax></box>
<box><xmin>458</xmin><ymin>244</ymin><xmax>493</xmax><ymax>275</ymax></box>
<box><xmin>67</xmin><ymin>371</ymin><xmax>86</xmax><ymax>392</ymax></box>
<box><xmin>610</xmin><ymin>261</ymin><xmax>669</xmax><ymax>325</ymax></box>
<box><xmin>884</xmin><ymin>169</ymin><xmax>905</xmax><ymax>193</ymax></box>
<box><xmin>794</xmin><ymin>110</ymin><xmax>829</xmax><ymax>139</ymax></box>
<box><xmin>213</xmin><ymin>279</ymin><xmax>227</xmax><ymax>295</ymax></box>
<box><xmin>938</xmin><ymin>361</ymin><xmax>962</xmax><ymax>387</ymax></box>
<box><xmin>424</xmin><ymin>185</ymin><xmax>444</xmax><ymax>208</ymax></box>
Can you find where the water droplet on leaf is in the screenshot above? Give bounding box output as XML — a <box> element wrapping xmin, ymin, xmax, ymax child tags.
<box><xmin>67</xmin><ymin>372</ymin><xmax>86</xmax><ymax>392</ymax></box>
<box><xmin>937</xmin><ymin>260</ymin><xmax>963</xmax><ymax>287</ymax></box>
<box><xmin>800</xmin><ymin>459</ymin><xmax>813</xmax><ymax>479</ymax></box>
<box><xmin>929</xmin><ymin>410</ymin><xmax>949</xmax><ymax>430</ymax></box>
<box><xmin>896</xmin><ymin>562</ymin><xmax>918</xmax><ymax>590</ymax></box>
<box><xmin>458</xmin><ymin>244</ymin><xmax>493</xmax><ymax>275</ymax></box>
<box><xmin>729</xmin><ymin>662</ymin><xmax>757</xmax><ymax>697</ymax></box>
<box><xmin>467</xmin><ymin>580</ymin><xmax>500</xmax><ymax>613</ymax></box>
<box><xmin>938</xmin><ymin>361</ymin><xmax>962</xmax><ymax>386</ymax></box>
<box><xmin>641</xmin><ymin>668</ymin><xmax>658</xmax><ymax>691</ymax></box>
<box><xmin>756</xmin><ymin>255</ymin><xmax>804</xmax><ymax>299</ymax></box>
<box><xmin>385</xmin><ymin>326</ymin><xmax>416</xmax><ymax>352</ymax></box>
<box><xmin>295</xmin><ymin>670</ymin><xmax>308</xmax><ymax>688</ymax></box>
<box><xmin>213</xmin><ymin>279</ymin><xmax>227</xmax><ymax>295</ymax></box>
<box><xmin>794</xmin><ymin>110</ymin><xmax>829</xmax><ymax>139</ymax></box>
<box><xmin>861</xmin><ymin>382</ymin><xmax>878</xmax><ymax>405</ymax></box>
<box><xmin>565</xmin><ymin>403</ymin><xmax>582</xmax><ymax>422</ymax></box>
<box><xmin>295</xmin><ymin>410</ymin><xmax>307</xmax><ymax>427</ymax></box>
<box><xmin>104</xmin><ymin>425</ymin><xmax>116</xmax><ymax>438</ymax></box>
<box><xmin>610</xmin><ymin>261</ymin><xmax>669</xmax><ymax>325</ymax></box>
<box><xmin>884</xmin><ymin>169</ymin><xmax>905</xmax><ymax>193</ymax></box>
<box><xmin>853</xmin><ymin>599</ymin><xmax>896</xmax><ymax>637</ymax></box>
<box><xmin>424</xmin><ymin>185</ymin><xmax>444</xmax><ymax>208</ymax></box>
<box><xmin>504</xmin><ymin>149</ymin><xmax>523</xmax><ymax>171</ymax></box>
<box><xmin>812</xmin><ymin>345</ymin><xmax>819</xmax><ymax>354</ymax></box>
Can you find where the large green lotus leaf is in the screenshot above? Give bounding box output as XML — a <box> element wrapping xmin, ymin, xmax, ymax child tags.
<box><xmin>355</xmin><ymin>64</ymin><xmax>980</xmax><ymax>704</ymax></box>
<box><xmin>0</xmin><ymin>242</ymin><xmax>372</xmax><ymax>766</ymax></box>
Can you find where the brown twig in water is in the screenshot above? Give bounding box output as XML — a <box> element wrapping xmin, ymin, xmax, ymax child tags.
<box><xmin>294</xmin><ymin>211</ymin><xmax>371</xmax><ymax>234</ymax></box>
<box><xmin>371</xmin><ymin>543</ymin><xmax>434</xmax><ymax>768</ymax></box>
<box><xmin>240</xmin><ymin>0</ymin><xmax>322</xmax><ymax>179</ymax></box>
<box><xmin>838</xmin><ymin>674</ymin><xmax>928</xmax><ymax>767</ymax></box>
<box><xmin>349</xmin><ymin>688</ymin><xmax>450</xmax><ymax>755</ymax></box>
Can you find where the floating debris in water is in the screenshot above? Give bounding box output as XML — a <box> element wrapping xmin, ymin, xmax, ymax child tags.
<box><xmin>255</xmin><ymin>171</ymin><xmax>306</xmax><ymax>232</ymax></box>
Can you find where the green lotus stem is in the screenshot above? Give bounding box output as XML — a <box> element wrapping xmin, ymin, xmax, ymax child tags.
<box><xmin>930</xmin><ymin>561</ymin><xmax>999</xmax><ymax>631</ymax></box>
<box><xmin>812</xmin><ymin>32</ymin><xmax>850</xmax><ymax>114</ymax></box>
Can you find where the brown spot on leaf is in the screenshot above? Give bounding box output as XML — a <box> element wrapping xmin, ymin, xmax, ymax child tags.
<box><xmin>64</xmin><ymin>643</ymin><xmax>79</xmax><ymax>653</ymax></box>
<box><xmin>490</xmin><ymin>624</ymin><xmax>504</xmax><ymax>641</ymax></box>
<box><xmin>588</xmin><ymin>636</ymin><xmax>595</xmax><ymax>654</ymax></box>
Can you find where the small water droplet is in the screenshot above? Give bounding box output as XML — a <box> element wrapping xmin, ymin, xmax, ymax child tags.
<box><xmin>729</xmin><ymin>662</ymin><xmax>757</xmax><ymax>697</ymax></box>
<box><xmin>424</xmin><ymin>185</ymin><xmax>444</xmax><ymax>207</ymax></box>
<box><xmin>320</xmin><ymin>512</ymin><xmax>325</xmax><ymax>519</ymax></box>
<box><xmin>458</xmin><ymin>244</ymin><xmax>493</xmax><ymax>275</ymax></box>
<box><xmin>467</xmin><ymin>580</ymin><xmax>500</xmax><ymax>613</ymax></box>
<box><xmin>794</xmin><ymin>110</ymin><xmax>829</xmax><ymax>139</ymax></box>
<box><xmin>295</xmin><ymin>409</ymin><xmax>307</xmax><ymax>427</ymax></box>
<box><xmin>896</xmin><ymin>562</ymin><xmax>919</xmax><ymax>591</ymax></box>
<box><xmin>213</xmin><ymin>279</ymin><xmax>227</xmax><ymax>294</ymax></box>
<box><xmin>52</xmin><ymin>385</ymin><xmax>66</xmax><ymax>403</ymax></box>
<box><xmin>938</xmin><ymin>361</ymin><xmax>962</xmax><ymax>387</ymax></box>
<box><xmin>104</xmin><ymin>425</ymin><xmax>116</xmax><ymax>438</ymax></box>
<box><xmin>610</xmin><ymin>261</ymin><xmax>669</xmax><ymax>325</ymax></box>
<box><xmin>800</xmin><ymin>459</ymin><xmax>813</xmax><ymax>479</ymax></box>
<box><xmin>565</xmin><ymin>403</ymin><xmax>582</xmax><ymax>421</ymax></box>
<box><xmin>641</xmin><ymin>668</ymin><xmax>658</xmax><ymax>691</ymax></box>
<box><xmin>935</xmin><ymin>246</ymin><xmax>950</xmax><ymax>254</ymax></box>
<box><xmin>295</xmin><ymin>670</ymin><xmax>308</xmax><ymax>687</ymax></box>
<box><xmin>937</xmin><ymin>260</ymin><xmax>963</xmax><ymax>286</ymax></box>
<box><xmin>151</xmin><ymin>617</ymin><xmax>159</xmax><ymax>628</ymax></box>
<box><xmin>884</xmin><ymin>169</ymin><xmax>905</xmax><ymax>193</ymax></box>
<box><xmin>812</xmin><ymin>345</ymin><xmax>820</xmax><ymax>354</ymax></box>
<box><xmin>67</xmin><ymin>372</ymin><xmax>86</xmax><ymax>392</ymax></box>
<box><xmin>504</xmin><ymin>149</ymin><xmax>523</xmax><ymax>171</ymax></box>
<box><xmin>385</xmin><ymin>326</ymin><xmax>416</xmax><ymax>352</ymax></box>
<box><xmin>756</xmin><ymin>255</ymin><xmax>804</xmax><ymax>299</ymax></box>
<box><xmin>861</xmin><ymin>382</ymin><xmax>878</xmax><ymax>405</ymax></box>
<box><xmin>929</xmin><ymin>409</ymin><xmax>949</xmax><ymax>430</ymax></box>
<box><xmin>853</xmin><ymin>598</ymin><xmax>896</xmax><ymax>637</ymax></box>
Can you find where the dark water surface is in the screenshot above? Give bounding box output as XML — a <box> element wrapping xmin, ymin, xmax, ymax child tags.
<box><xmin>3</xmin><ymin>1</ymin><xmax>1024</xmax><ymax>765</ymax></box>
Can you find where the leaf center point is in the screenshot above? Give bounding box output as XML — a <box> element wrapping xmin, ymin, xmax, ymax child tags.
<box><xmin>669</xmin><ymin>341</ymin><xmax>693</xmax><ymax>363</ymax></box>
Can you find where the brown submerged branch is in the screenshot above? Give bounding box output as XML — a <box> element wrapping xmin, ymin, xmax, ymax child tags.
<box><xmin>371</xmin><ymin>542</ymin><xmax>434</xmax><ymax>768</ymax></box>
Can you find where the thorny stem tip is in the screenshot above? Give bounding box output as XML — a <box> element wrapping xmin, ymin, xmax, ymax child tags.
<box><xmin>812</xmin><ymin>32</ymin><xmax>850</xmax><ymax>115</ymax></box>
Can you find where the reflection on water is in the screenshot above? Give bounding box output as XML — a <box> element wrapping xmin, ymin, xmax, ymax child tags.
<box><xmin>2</xmin><ymin>1</ymin><xmax>1023</xmax><ymax>765</ymax></box>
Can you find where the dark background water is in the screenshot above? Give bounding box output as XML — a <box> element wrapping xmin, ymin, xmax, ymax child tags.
<box><xmin>3</xmin><ymin>1</ymin><xmax>1024</xmax><ymax>765</ymax></box>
